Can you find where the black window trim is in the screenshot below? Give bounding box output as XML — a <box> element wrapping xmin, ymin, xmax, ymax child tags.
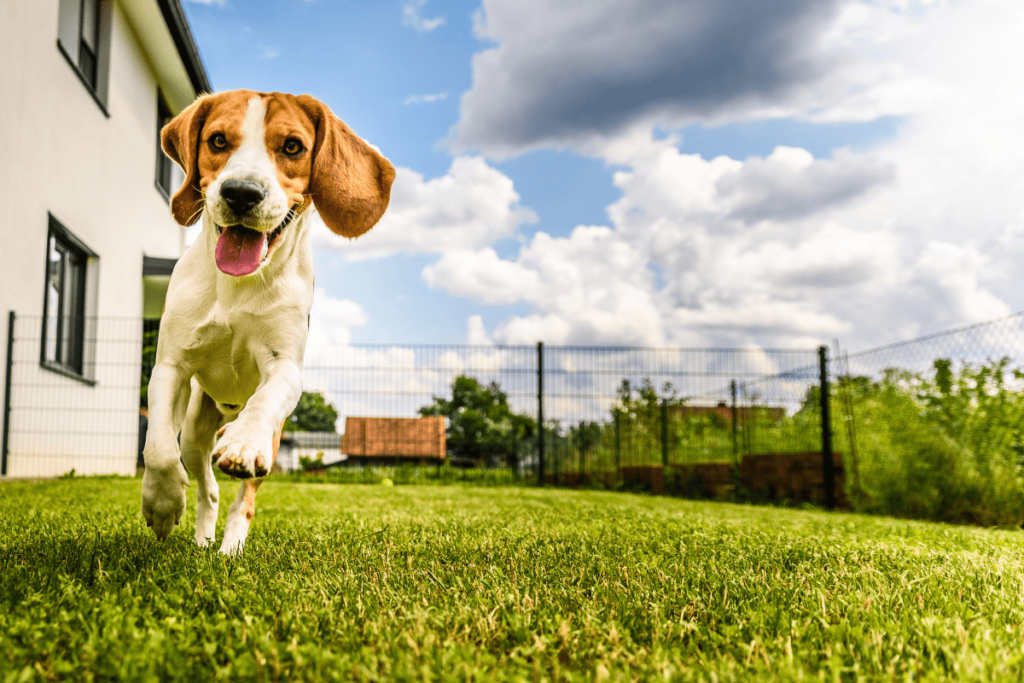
<box><xmin>55</xmin><ymin>0</ymin><xmax>111</xmax><ymax>118</ymax></box>
<box><xmin>155</xmin><ymin>90</ymin><xmax>174</xmax><ymax>202</ymax></box>
<box><xmin>41</xmin><ymin>214</ymin><xmax>98</xmax><ymax>387</ymax></box>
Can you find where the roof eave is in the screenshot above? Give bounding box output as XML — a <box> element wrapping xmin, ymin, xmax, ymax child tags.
<box><xmin>156</xmin><ymin>0</ymin><xmax>211</xmax><ymax>95</ymax></box>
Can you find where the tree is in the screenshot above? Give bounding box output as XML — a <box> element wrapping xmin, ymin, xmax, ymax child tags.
<box><xmin>419</xmin><ymin>375</ymin><xmax>535</xmax><ymax>467</ymax></box>
<box><xmin>285</xmin><ymin>391</ymin><xmax>339</xmax><ymax>432</ymax></box>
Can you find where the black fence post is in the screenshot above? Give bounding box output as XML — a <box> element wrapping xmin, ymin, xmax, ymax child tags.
<box><xmin>2</xmin><ymin>311</ymin><xmax>14</xmax><ymax>477</ymax></box>
<box><xmin>818</xmin><ymin>345</ymin><xmax>836</xmax><ymax>510</ymax></box>
<box><xmin>537</xmin><ymin>341</ymin><xmax>545</xmax><ymax>486</ymax></box>
<box><xmin>730</xmin><ymin>379</ymin><xmax>738</xmax><ymax>463</ymax></box>
<box><xmin>660</xmin><ymin>399</ymin><xmax>669</xmax><ymax>467</ymax></box>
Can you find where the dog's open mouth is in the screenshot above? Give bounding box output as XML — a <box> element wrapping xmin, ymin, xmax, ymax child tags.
<box><xmin>214</xmin><ymin>208</ymin><xmax>297</xmax><ymax>277</ymax></box>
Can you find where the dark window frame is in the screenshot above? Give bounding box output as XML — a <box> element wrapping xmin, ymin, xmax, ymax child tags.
<box><xmin>56</xmin><ymin>0</ymin><xmax>113</xmax><ymax>117</ymax></box>
<box><xmin>155</xmin><ymin>91</ymin><xmax>175</xmax><ymax>201</ymax></box>
<box><xmin>79</xmin><ymin>0</ymin><xmax>99</xmax><ymax>86</ymax></box>
<box><xmin>41</xmin><ymin>215</ymin><xmax>97</xmax><ymax>386</ymax></box>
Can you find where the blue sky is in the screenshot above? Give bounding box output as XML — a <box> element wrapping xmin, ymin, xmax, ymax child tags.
<box><xmin>180</xmin><ymin>0</ymin><xmax>1024</xmax><ymax>350</ymax></box>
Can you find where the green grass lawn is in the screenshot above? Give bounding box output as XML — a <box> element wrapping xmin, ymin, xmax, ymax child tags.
<box><xmin>2</xmin><ymin>479</ymin><xmax>1024</xmax><ymax>682</ymax></box>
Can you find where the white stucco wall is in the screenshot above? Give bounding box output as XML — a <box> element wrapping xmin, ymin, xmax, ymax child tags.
<box><xmin>0</xmin><ymin>0</ymin><xmax>199</xmax><ymax>476</ymax></box>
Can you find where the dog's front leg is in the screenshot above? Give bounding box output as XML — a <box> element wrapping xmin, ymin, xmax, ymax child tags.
<box><xmin>214</xmin><ymin>355</ymin><xmax>301</xmax><ymax>555</ymax></box>
<box><xmin>141</xmin><ymin>362</ymin><xmax>192</xmax><ymax>541</ymax></box>
<box><xmin>180</xmin><ymin>385</ymin><xmax>224</xmax><ymax>547</ymax></box>
<box><xmin>213</xmin><ymin>355</ymin><xmax>302</xmax><ymax>480</ymax></box>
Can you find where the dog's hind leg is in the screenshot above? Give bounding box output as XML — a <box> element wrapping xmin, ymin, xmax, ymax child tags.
<box><xmin>180</xmin><ymin>383</ymin><xmax>223</xmax><ymax>547</ymax></box>
<box><xmin>220</xmin><ymin>420</ymin><xmax>285</xmax><ymax>556</ymax></box>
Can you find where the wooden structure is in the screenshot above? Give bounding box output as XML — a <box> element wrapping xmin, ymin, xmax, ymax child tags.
<box><xmin>668</xmin><ymin>404</ymin><xmax>785</xmax><ymax>424</ymax></box>
<box><xmin>570</xmin><ymin>452</ymin><xmax>847</xmax><ymax>508</ymax></box>
<box><xmin>341</xmin><ymin>416</ymin><xmax>446</xmax><ymax>461</ymax></box>
<box><xmin>739</xmin><ymin>451</ymin><xmax>847</xmax><ymax>507</ymax></box>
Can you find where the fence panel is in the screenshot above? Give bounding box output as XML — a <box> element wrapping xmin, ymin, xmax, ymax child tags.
<box><xmin>836</xmin><ymin>312</ymin><xmax>1024</xmax><ymax>521</ymax></box>
<box><xmin>1</xmin><ymin>313</ymin><xmax>827</xmax><ymax>497</ymax></box>
<box><xmin>301</xmin><ymin>343</ymin><xmax>823</xmax><ymax>492</ymax></box>
<box><xmin>537</xmin><ymin>347</ymin><xmax>822</xmax><ymax>489</ymax></box>
<box><xmin>300</xmin><ymin>343</ymin><xmax>539</xmax><ymax>477</ymax></box>
<box><xmin>3</xmin><ymin>314</ymin><xmax>143</xmax><ymax>477</ymax></box>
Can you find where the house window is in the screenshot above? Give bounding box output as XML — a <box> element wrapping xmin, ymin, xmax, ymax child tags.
<box><xmin>78</xmin><ymin>0</ymin><xmax>101</xmax><ymax>89</ymax></box>
<box><xmin>57</xmin><ymin>0</ymin><xmax>112</xmax><ymax>111</ymax></box>
<box><xmin>155</xmin><ymin>93</ymin><xmax>184</xmax><ymax>199</ymax></box>
<box><xmin>42</xmin><ymin>216</ymin><xmax>97</xmax><ymax>379</ymax></box>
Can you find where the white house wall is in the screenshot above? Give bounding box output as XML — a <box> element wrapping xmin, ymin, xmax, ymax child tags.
<box><xmin>0</xmin><ymin>0</ymin><xmax>197</xmax><ymax>477</ymax></box>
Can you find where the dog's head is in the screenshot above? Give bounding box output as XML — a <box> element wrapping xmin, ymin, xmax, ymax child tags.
<box><xmin>161</xmin><ymin>90</ymin><xmax>395</xmax><ymax>277</ymax></box>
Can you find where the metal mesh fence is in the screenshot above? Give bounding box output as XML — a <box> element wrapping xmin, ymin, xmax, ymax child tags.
<box><xmin>834</xmin><ymin>312</ymin><xmax>1024</xmax><ymax>519</ymax></box>
<box><xmin>842</xmin><ymin>312</ymin><xmax>1024</xmax><ymax>377</ymax></box>
<box><xmin>2</xmin><ymin>314</ymin><xmax>825</xmax><ymax>488</ymax></box>
<box><xmin>9</xmin><ymin>307</ymin><xmax>1024</xmax><ymax>520</ymax></box>
<box><xmin>2</xmin><ymin>315</ymin><xmax>144</xmax><ymax>477</ymax></box>
<box><xmin>299</xmin><ymin>343</ymin><xmax>824</xmax><ymax>487</ymax></box>
<box><xmin>536</xmin><ymin>347</ymin><xmax>821</xmax><ymax>486</ymax></box>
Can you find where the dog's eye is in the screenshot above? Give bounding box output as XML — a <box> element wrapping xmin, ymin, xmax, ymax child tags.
<box><xmin>209</xmin><ymin>133</ymin><xmax>228</xmax><ymax>151</ymax></box>
<box><xmin>283</xmin><ymin>138</ymin><xmax>304</xmax><ymax>156</ymax></box>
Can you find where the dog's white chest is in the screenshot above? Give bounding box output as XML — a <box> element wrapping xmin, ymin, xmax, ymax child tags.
<box><xmin>182</xmin><ymin>315</ymin><xmax>262</xmax><ymax>405</ymax></box>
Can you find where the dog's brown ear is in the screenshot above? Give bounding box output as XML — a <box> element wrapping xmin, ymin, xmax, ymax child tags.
<box><xmin>297</xmin><ymin>95</ymin><xmax>396</xmax><ymax>239</ymax></box>
<box><xmin>161</xmin><ymin>95</ymin><xmax>213</xmax><ymax>226</ymax></box>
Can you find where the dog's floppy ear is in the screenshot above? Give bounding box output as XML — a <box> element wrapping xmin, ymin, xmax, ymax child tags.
<box><xmin>297</xmin><ymin>95</ymin><xmax>396</xmax><ymax>239</ymax></box>
<box><xmin>161</xmin><ymin>95</ymin><xmax>213</xmax><ymax>227</ymax></box>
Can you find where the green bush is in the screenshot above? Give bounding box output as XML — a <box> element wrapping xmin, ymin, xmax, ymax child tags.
<box><xmin>548</xmin><ymin>360</ymin><xmax>1024</xmax><ymax>526</ymax></box>
<box><xmin>841</xmin><ymin>360</ymin><xmax>1024</xmax><ymax>525</ymax></box>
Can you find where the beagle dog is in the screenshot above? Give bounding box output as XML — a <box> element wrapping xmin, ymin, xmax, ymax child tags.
<box><xmin>142</xmin><ymin>90</ymin><xmax>394</xmax><ymax>554</ymax></box>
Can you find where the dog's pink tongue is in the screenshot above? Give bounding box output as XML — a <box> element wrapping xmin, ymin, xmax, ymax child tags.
<box><xmin>215</xmin><ymin>226</ymin><xmax>265</xmax><ymax>276</ymax></box>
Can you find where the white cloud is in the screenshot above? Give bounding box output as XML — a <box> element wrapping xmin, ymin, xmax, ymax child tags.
<box><xmin>261</xmin><ymin>47</ymin><xmax>279</xmax><ymax>59</ymax></box>
<box><xmin>466</xmin><ymin>315</ymin><xmax>493</xmax><ymax>346</ymax></box>
<box><xmin>184</xmin><ymin>0</ymin><xmax>225</xmax><ymax>5</ymax></box>
<box><xmin>909</xmin><ymin>242</ymin><xmax>1011</xmax><ymax>326</ymax></box>
<box><xmin>424</xmin><ymin>0</ymin><xmax>1024</xmax><ymax>350</ymax></box>
<box><xmin>426</xmin><ymin>227</ymin><xmax>665</xmax><ymax>346</ymax></box>
<box><xmin>421</xmin><ymin>128</ymin><xmax>1014</xmax><ymax>349</ymax></box>
<box><xmin>403</xmin><ymin>92</ymin><xmax>448</xmax><ymax>106</ymax></box>
<box><xmin>306</xmin><ymin>288</ymin><xmax>368</xmax><ymax>348</ymax></box>
<box><xmin>717</xmin><ymin>147</ymin><xmax>892</xmax><ymax>223</ymax></box>
<box><xmin>424</xmin><ymin>248</ymin><xmax>542</xmax><ymax>305</ymax></box>
<box><xmin>402</xmin><ymin>0</ymin><xmax>445</xmax><ymax>33</ymax></box>
<box><xmin>311</xmin><ymin>156</ymin><xmax>536</xmax><ymax>260</ymax></box>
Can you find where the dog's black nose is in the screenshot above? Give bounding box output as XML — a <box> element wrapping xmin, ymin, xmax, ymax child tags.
<box><xmin>220</xmin><ymin>179</ymin><xmax>267</xmax><ymax>215</ymax></box>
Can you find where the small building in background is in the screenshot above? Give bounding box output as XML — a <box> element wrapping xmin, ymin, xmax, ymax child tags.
<box><xmin>668</xmin><ymin>404</ymin><xmax>785</xmax><ymax>424</ymax></box>
<box><xmin>341</xmin><ymin>416</ymin><xmax>446</xmax><ymax>463</ymax></box>
<box><xmin>278</xmin><ymin>431</ymin><xmax>344</xmax><ymax>472</ymax></box>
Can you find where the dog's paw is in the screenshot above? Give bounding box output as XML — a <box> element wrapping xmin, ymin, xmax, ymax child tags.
<box><xmin>219</xmin><ymin>522</ymin><xmax>248</xmax><ymax>556</ymax></box>
<box><xmin>212</xmin><ymin>423</ymin><xmax>272</xmax><ymax>479</ymax></box>
<box><xmin>141</xmin><ymin>462</ymin><xmax>189</xmax><ymax>541</ymax></box>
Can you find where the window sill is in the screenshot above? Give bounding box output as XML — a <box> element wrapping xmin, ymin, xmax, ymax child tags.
<box><xmin>56</xmin><ymin>40</ymin><xmax>109</xmax><ymax>118</ymax></box>
<box><xmin>40</xmin><ymin>361</ymin><xmax>97</xmax><ymax>387</ymax></box>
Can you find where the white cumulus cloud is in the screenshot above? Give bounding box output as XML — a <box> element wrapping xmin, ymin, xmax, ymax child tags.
<box><xmin>311</xmin><ymin>156</ymin><xmax>537</xmax><ymax>260</ymax></box>
<box><xmin>426</xmin><ymin>0</ymin><xmax>1024</xmax><ymax>350</ymax></box>
<box><xmin>426</xmin><ymin>226</ymin><xmax>664</xmax><ymax>347</ymax></box>
<box><xmin>306</xmin><ymin>288</ymin><xmax>368</xmax><ymax>348</ymax></box>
